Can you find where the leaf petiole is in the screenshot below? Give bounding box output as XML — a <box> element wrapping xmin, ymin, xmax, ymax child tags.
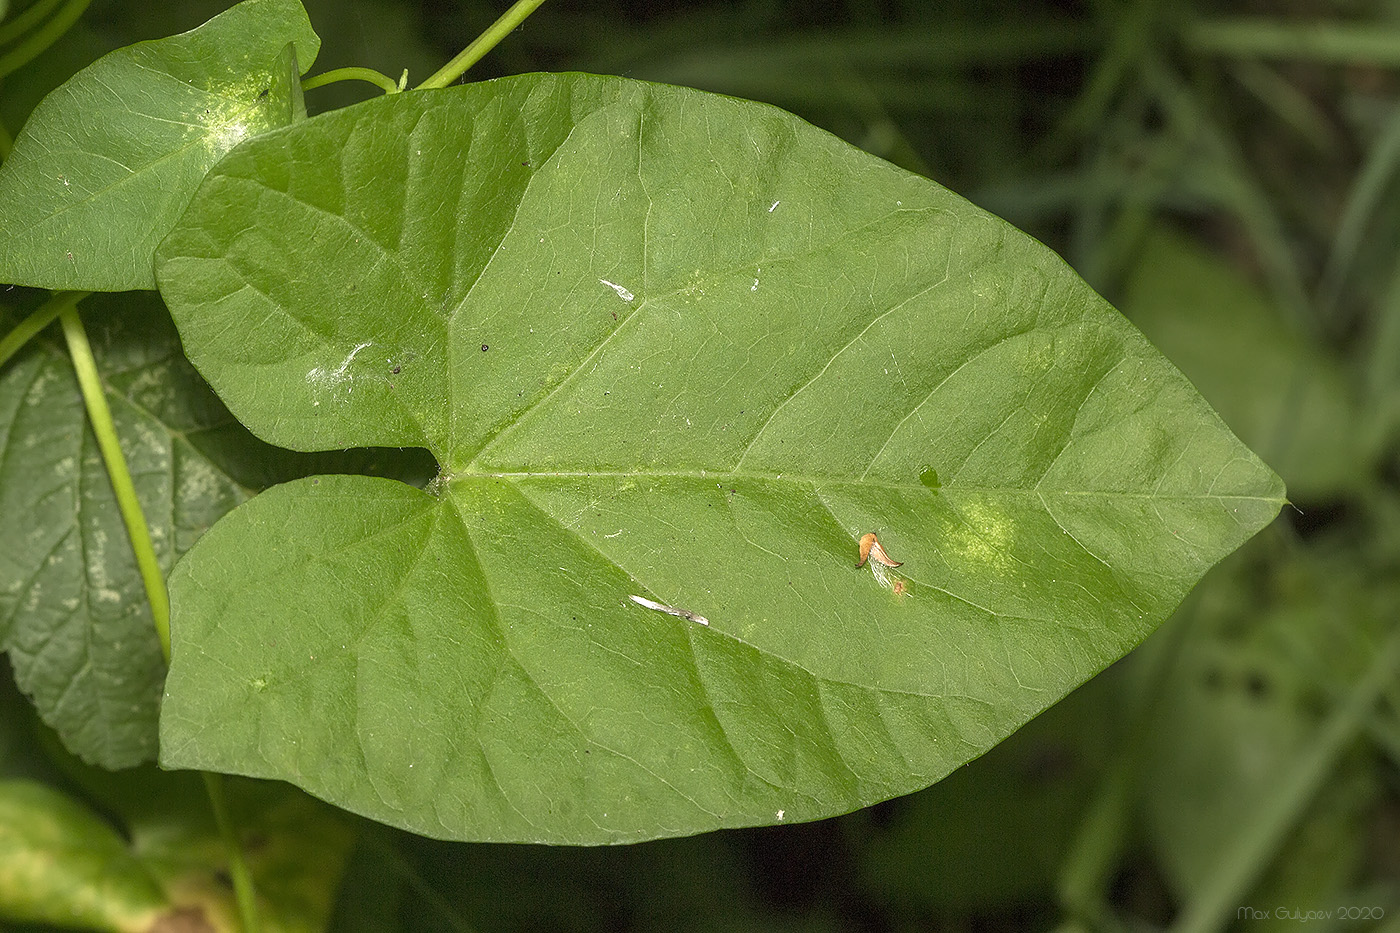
<box><xmin>56</xmin><ymin>301</ymin><xmax>170</xmax><ymax>662</ymax></box>
<box><xmin>415</xmin><ymin>0</ymin><xmax>549</xmax><ymax>90</ymax></box>
<box><xmin>302</xmin><ymin>65</ymin><xmax>402</xmax><ymax>96</ymax></box>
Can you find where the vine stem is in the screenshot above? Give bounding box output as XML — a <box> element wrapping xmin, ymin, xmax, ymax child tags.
<box><xmin>0</xmin><ymin>0</ymin><xmax>65</xmax><ymax>46</ymax></box>
<box><xmin>59</xmin><ymin>302</ymin><xmax>261</xmax><ymax>932</ymax></box>
<box><xmin>203</xmin><ymin>772</ymin><xmax>261</xmax><ymax>933</ymax></box>
<box><xmin>0</xmin><ymin>290</ymin><xmax>84</xmax><ymax>369</ymax></box>
<box><xmin>57</xmin><ymin>303</ymin><xmax>171</xmax><ymax>661</ymax></box>
<box><xmin>416</xmin><ymin>0</ymin><xmax>550</xmax><ymax>90</ymax></box>
<box><xmin>0</xmin><ymin>0</ymin><xmax>92</xmax><ymax>80</ymax></box>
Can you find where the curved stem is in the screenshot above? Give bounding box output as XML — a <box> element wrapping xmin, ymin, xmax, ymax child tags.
<box><xmin>302</xmin><ymin>66</ymin><xmax>401</xmax><ymax>96</ymax></box>
<box><xmin>202</xmin><ymin>772</ymin><xmax>261</xmax><ymax>933</ymax></box>
<box><xmin>0</xmin><ymin>290</ymin><xmax>84</xmax><ymax>369</ymax></box>
<box><xmin>57</xmin><ymin>302</ymin><xmax>170</xmax><ymax>662</ymax></box>
<box><xmin>416</xmin><ymin>0</ymin><xmax>550</xmax><ymax>90</ymax></box>
<box><xmin>0</xmin><ymin>0</ymin><xmax>91</xmax><ymax>80</ymax></box>
<box><xmin>0</xmin><ymin>0</ymin><xmax>64</xmax><ymax>46</ymax></box>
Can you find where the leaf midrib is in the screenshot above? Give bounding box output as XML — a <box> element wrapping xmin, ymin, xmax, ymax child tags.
<box><xmin>447</xmin><ymin>470</ymin><xmax>1282</xmax><ymax>502</ymax></box>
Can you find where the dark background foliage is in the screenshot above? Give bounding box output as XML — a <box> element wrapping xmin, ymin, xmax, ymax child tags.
<box><xmin>2</xmin><ymin>1</ymin><xmax>1397</xmax><ymax>930</ymax></box>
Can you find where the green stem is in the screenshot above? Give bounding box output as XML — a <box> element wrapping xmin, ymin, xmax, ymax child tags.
<box><xmin>302</xmin><ymin>66</ymin><xmax>401</xmax><ymax>95</ymax></box>
<box><xmin>1169</xmin><ymin>626</ymin><xmax>1400</xmax><ymax>933</ymax></box>
<box><xmin>202</xmin><ymin>772</ymin><xmax>261</xmax><ymax>933</ymax></box>
<box><xmin>57</xmin><ymin>302</ymin><xmax>170</xmax><ymax>662</ymax></box>
<box><xmin>59</xmin><ymin>303</ymin><xmax>261</xmax><ymax>930</ymax></box>
<box><xmin>0</xmin><ymin>0</ymin><xmax>63</xmax><ymax>46</ymax></box>
<box><xmin>0</xmin><ymin>0</ymin><xmax>91</xmax><ymax>79</ymax></box>
<box><xmin>416</xmin><ymin>0</ymin><xmax>550</xmax><ymax>90</ymax></box>
<box><xmin>1188</xmin><ymin>18</ymin><xmax>1400</xmax><ymax>66</ymax></box>
<box><xmin>0</xmin><ymin>115</ymin><xmax>12</xmax><ymax>162</ymax></box>
<box><xmin>0</xmin><ymin>290</ymin><xmax>83</xmax><ymax>369</ymax></box>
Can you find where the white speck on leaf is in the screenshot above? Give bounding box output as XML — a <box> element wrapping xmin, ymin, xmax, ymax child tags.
<box><xmin>599</xmin><ymin>279</ymin><xmax>635</xmax><ymax>302</ymax></box>
<box><xmin>307</xmin><ymin>341</ymin><xmax>372</xmax><ymax>388</ymax></box>
<box><xmin>768</xmin><ymin>200</ymin><xmax>779</xmax><ymax>212</ymax></box>
<box><xmin>629</xmin><ymin>594</ymin><xmax>709</xmax><ymax>626</ymax></box>
<box><xmin>777</xmin><ymin>809</ymin><xmax>785</xmax><ymax>820</ymax></box>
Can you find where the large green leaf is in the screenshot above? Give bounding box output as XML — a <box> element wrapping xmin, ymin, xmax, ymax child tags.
<box><xmin>0</xmin><ymin>0</ymin><xmax>319</xmax><ymax>291</ymax></box>
<box><xmin>155</xmin><ymin>74</ymin><xmax>1285</xmax><ymax>844</ymax></box>
<box><xmin>0</xmin><ymin>293</ymin><xmax>433</xmax><ymax>769</ymax></box>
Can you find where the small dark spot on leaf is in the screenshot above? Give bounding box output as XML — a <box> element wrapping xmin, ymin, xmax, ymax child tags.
<box><xmin>392</xmin><ymin>365</ymin><xmax>401</xmax><ymax>374</ymax></box>
<box><xmin>1244</xmin><ymin>671</ymin><xmax>1270</xmax><ymax>700</ymax></box>
<box><xmin>258</xmin><ymin>87</ymin><xmax>270</xmax><ymax>100</ymax></box>
<box><xmin>522</xmin><ymin>160</ymin><xmax>531</xmax><ymax>167</ymax></box>
<box><xmin>310</xmin><ymin>478</ymin><xmax>320</xmax><ymax>486</ymax></box>
<box><xmin>612</xmin><ymin>312</ymin><xmax>618</xmax><ymax>321</ymax></box>
<box><xmin>481</xmin><ymin>344</ymin><xmax>489</xmax><ymax>352</ymax></box>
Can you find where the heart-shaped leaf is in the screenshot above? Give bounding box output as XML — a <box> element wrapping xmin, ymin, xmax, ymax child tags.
<box><xmin>155</xmin><ymin>74</ymin><xmax>1285</xmax><ymax>843</ymax></box>
<box><xmin>0</xmin><ymin>293</ymin><xmax>434</xmax><ymax>769</ymax></box>
<box><xmin>0</xmin><ymin>0</ymin><xmax>319</xmax><ymax>291</ymax></box>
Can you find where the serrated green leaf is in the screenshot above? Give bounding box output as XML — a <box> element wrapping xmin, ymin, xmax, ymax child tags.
<box><xmin>155</xmin><ymin>74</ymin><xmax>1285</xmax><ymax>843</ymax></box>
<box><xmin>0</xmin><ymin>0</ymin><xmax>320</xmax><ymax>291</ymax></box>
<box><xmin>0</xmin><ymin>293</ymin><xmax>435</xmax><ymax>769</ymax></box>
<box><xmin>0</xmin><ymin>779</ymin><xmax>166</xmax><ymax>931</ymax></box>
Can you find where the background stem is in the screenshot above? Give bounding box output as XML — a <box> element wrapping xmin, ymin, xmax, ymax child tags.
<box><xmin>202</xmin><ymin>772</ymin><xmax>262</xmax><ymax>933</ymax></box>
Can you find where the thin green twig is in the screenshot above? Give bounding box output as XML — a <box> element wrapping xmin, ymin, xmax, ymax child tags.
<box><xmin>416</xmin><ymin>0</ymin><xmax>550</xmax><ymax>90</ymax></box>
<box><xmin>202</xmin><ymin>772</ymin><xmax>261</xmax><ymax>933</ymax></box>
<box><xmin>0</xmin><ymin>290</ymin><xmax>83</xmax><ymax>369</ymax></box>
<box><xmin>302</xmin><ymin>66</ymin><xmax>401</xmax><ymax>96</ymax></box>
<box><xmin>57</xmin><ymin>303</ymin><xmax>170</xmax><ymax>661</ymax></box>
<box><xmin>0</xmin><ymin>0</ymin><xmax>91</xmax><ymax>79</ymax></box>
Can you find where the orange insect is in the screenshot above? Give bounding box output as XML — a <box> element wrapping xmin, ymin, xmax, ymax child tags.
<box><xmin>856</xmin><ymin>533</ymin><xmax>902</xmax><ymax>569</ymax></box>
